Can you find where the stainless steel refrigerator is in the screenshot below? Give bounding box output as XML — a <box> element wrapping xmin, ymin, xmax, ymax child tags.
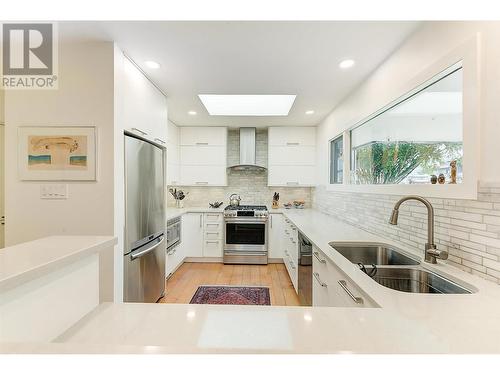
<box><xmin>124</xmin><ymin>131</ymin><xmax>166</xmax><ymax>303</ymax></box>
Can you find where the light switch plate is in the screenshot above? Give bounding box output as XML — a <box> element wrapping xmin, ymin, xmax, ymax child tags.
<box><xmin>40</xmin><ymin>184</ymin><xmax>68</xmax><ymax>199</ymax></box>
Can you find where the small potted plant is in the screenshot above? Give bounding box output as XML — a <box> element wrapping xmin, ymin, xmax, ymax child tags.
<box><xmin>169</xmin><ymin>188</ymin><xmax>188</xmax><ymax>208</ymax></box>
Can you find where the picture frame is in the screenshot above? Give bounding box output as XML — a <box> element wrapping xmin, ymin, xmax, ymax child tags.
<box><xmin>18</xmin><ymin>126</ymin><xmax>97</xmax><ymax>181</ymax></box>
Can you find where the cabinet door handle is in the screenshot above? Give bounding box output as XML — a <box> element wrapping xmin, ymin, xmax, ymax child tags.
<box><xmin>200</xmin><ymin>214</ymin><xmax>203</xmax><ymax>227</ymax></box>
<box><xmin>338</xmin><ymin>280</ymin><xmax>364</xmax><ymax>304</ymax></box>
<box><xmin>286</xmin><ymin>182</ymin><xmax>299</xmax><ymax>186</ymax></box>
<box><xmin>313</xmin><ymin>272</ymin><xmax>327</xmax><ymax>287</ymax></box>
<box><xmin>196</xmin><ymin>181</ymin><xmax>208</xmax><ymax>185</ymax></box>
<box><xmin>270</xmin><ymin>215</ymin><xmax>273</xmax><ymax>228</ymax></box>
<box><xmin>154</xmin><ymin>138</ymin><xmax>166</xmax><ymax>144</ymax></box>
<box><xmin>286</xmin><ymin>142</ymin><xmax>300</xmax><ymax>146</ymax></box>
<box><xmin>196</xmin><ymin>142</ymin><xmax>209</xmax><ymax>145</ymax></box>
<box><xmin>206</xmin><ymin>240</ymin><xmax>219</xmax><ymax>244</ymax></box>
<box><xmin>313</xmin><ymin>251</ymin><xmax>326</xmax><ymax>264</ymax></box>
<box><xmin>131</xmin><ymin>127</ymin><xmax>147</xmax><ymax>136</ymax></box>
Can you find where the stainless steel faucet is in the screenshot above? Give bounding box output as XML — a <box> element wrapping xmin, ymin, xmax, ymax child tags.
<box><xmin>389</xmin><ymin>195</ymin><xmax>448</xmax><ymax>264</ymax></box>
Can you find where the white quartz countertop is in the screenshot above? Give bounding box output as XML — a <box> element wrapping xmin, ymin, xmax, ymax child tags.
<box><xmin>0</xmin><ymin>235</ymin><xmax>117</xmax><ymax>291</ymax></box>
<box><xmin>166</xmin><ymin>206</ymin><xmax>224</xmax><ymax>221</ymax></box>
<box><xmin>4</xmin><ymin>210</ymin><xmax>500</xmax><ymax>353</ymax></box>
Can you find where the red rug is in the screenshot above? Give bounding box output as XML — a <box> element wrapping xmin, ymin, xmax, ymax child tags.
<box><xmin>189</xmin><ymin>286</ymin><xmax>271</xmax><ymax>305</ymax></box>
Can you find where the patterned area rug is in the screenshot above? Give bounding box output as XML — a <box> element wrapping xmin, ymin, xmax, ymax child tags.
<box><xmin>189</xmin><ymin>286</ymin><xmax>271</xmax><ymax>305</ymax></box>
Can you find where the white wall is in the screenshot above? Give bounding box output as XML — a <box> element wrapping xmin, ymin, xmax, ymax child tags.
<box><xmin>4</xmin><ymin>42</ymin><xmax>116</xmax><ymax>245</ymax></box>
<box><xmin>113</xmin><ymin>49</ymin><xmax>168</xmax><ymax>302</ymax></box>
<box><xmin>316</xmin><ymin>21</ymin><xmax>500</xmax><ymax>187</ymax></box>
<box><xmin>0</xmin><ymin>89</ymin><xmax>4</xmax><ymax>124</ymax></box>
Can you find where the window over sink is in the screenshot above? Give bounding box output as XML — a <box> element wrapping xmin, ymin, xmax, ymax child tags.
<box><xmin>349</xmin><ymin>64</ymin><xmax>463</xmax><ymax>185</ymax></box>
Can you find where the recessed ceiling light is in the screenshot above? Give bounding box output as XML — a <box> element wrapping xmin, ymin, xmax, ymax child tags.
<box><xmin>305</xmin><ymin>110</ymin><xmax>315</xmax><ymax>115</ymax></box>
<box><xmin>339</xmin><ymin>59</ymin><xmax>355</xmax><ymax>69</ymax></box>
<box><xmin>144</xmin><ymin>60</ymin><xmax>160</xmax><ymax>69</ymax></box>
<box><xmin>188</xmin><ymin>110</ymin><xmax>197</xmax><ymax>115</ymax></box>
<box><xmin>198</xmin><ymin>94</ymin><xmax>296</xmax><ymax>116</ymax></box>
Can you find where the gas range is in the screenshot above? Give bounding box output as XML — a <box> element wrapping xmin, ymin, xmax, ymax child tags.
<box><xmin>223</xmin><ymin>204</ymin><xmax>269</xmax><ymax>265</ymax></box>
<box><xmin>223</xmin><ymin>205</ymin><xmax>269</xmax><ymax>218</ymax></box>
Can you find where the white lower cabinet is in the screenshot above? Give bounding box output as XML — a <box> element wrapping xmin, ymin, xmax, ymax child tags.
<box><xmin>181</xmin><ymin>213</ymin><xmax>204</xmax><ymax>257</ymax></box>
<box><xmin>179</xmin><ymin>212</ymin><xmax>223</xmax><ymax>258</ymax></box>
<box><xmin>312</xmin><ymin>247</ymin><xmax>375</xmax><ymax>308</ymax></box>
<box><xmin>282</xmin><ymin>217</ymin><xmax>299</xmax><ymax>293</ymax></box>
<box><xmin>166</xmin><ymin>242</ymin><xmax>185</xmax><ymax>278</ymax></box>
<box><xmin>268</xmin><ymin>214</ymin><xmax>284</xmax><ymax>259</ymax></box>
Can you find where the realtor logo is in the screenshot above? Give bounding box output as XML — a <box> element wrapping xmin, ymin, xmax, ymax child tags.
<box><xmin>1</xmin><ymin>23</ymin><xmax>58</xmax><ymax>89</ymax></box>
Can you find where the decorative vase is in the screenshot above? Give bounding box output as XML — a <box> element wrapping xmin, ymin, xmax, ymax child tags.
<box><xmin>272</xmin><ymin>200</ymin><xmax>279</xmax><ymax>209</ymax></box>
<box><xmin>176</xmin><ymin>199</ymin><xmax>184</xmax><ymax>209</ymax></box>
<box><xmin>438</xmin><ymin>174</ymin><xmax>446</xmax><ymax>184</ymax></box>
<box><xmin>430</xmin><ymin>175</ymin><xmax>437</xmax><ymax>184</ymax></box>
<box><xmin>449</xmin><ymin>160</ymin><xmax>457</xmax><ymax>184</ymax></box>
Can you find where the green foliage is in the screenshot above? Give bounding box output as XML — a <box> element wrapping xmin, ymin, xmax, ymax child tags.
<box><xmin>353</xmin><ymin>142</ymin><xmax>462</xmax><ymax>184</ymax></box>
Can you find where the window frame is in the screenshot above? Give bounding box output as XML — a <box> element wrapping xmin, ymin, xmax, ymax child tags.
<box><xmin>329</xmin><ymin>135</ymin><xmax>344</xmax><ymax>184</ymax></box>
<box><xmin>325</xmin><ymin>36</ymin><xmax>480</xmax><ymax>200</ymax></box>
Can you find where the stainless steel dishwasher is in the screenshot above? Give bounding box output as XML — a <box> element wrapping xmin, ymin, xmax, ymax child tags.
<box><xmin>298</xmin><ymin>232</ymin><xmax>312</xmax><ymax>306</ymax></box>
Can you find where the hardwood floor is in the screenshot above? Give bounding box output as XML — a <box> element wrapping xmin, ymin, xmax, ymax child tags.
<box><xmin>159</xmin><ymin>262</ymin><xmax>300</xmax><ymax>306</ymax></box>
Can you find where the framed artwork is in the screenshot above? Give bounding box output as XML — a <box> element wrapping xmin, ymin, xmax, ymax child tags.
<box><xmin>18</xmin><ymin>126</ymin><xmax>97</xmax><ymax>181</ymax></box>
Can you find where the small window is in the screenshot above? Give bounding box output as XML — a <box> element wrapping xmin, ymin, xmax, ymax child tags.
<box><xmin>330</xmin><ymin>136</ymin><xmax>343</xmax><ymax>184</ymax></box>
<box><xmin>350</xmin><ymin>65</ymin><xmax>463</xmax><ymax>185</ymax></box>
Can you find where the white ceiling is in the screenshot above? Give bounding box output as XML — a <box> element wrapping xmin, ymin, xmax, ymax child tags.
<box><xmin>60</xmin><ymin>21</ymin><xmax>421</xmax><ymax>127</ymax></box>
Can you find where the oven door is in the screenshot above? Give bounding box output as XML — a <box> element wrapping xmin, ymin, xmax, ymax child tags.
<box><xmin>224</xmin><ymin>217</ymin><xmax>268</xmax><ymax>264</ymax></box>
<box><xmin>166</xmin><ymin>221</ymin><xmax>181</xmax><ymax>250</ymax></box>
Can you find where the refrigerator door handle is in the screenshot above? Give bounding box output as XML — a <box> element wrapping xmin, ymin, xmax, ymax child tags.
<box><xmin>131</xmin><ymin>236</ymin><xmax>165</xmax><ymax>260</ymax></box>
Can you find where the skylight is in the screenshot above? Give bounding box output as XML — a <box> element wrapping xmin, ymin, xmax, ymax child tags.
<box><xmin>198</xmin><ymin>94</ymin><xmax>296</xmax><ymax>116</ymax></box>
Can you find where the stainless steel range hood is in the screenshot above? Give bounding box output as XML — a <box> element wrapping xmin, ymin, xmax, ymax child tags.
<box><xmin>228</xmin><ymin>127</ymin><xmax>267</xmax><ymax>172</ymax></box>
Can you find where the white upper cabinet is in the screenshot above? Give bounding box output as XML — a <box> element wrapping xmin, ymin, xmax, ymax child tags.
<box><xmin>180</xmin><ymin>127</ymin><xmax>227</xmax><ymax>146</ymax></box>
<box><xmin>180</xmin><ymin>145</ymin><xmax>227</xmax><ymax>165</ymax></box>
<box><xmin>268</xmin><ymin>127</ymin><xmax>316</xmax><ymax>146</ymax></box>
<box><xmin>121</xmin><ymin>58</ymin><xmax>168</xmax><ymax>144</ymax></box>
<box><xmin>178</xmin><ymin>127</ymin><xmax>227</xmax><ymax>186</ymax></box>
<box><xmin>268</xmin><ymin>126</ymin><xmax>317</xmax><ymax>186</ymax></box>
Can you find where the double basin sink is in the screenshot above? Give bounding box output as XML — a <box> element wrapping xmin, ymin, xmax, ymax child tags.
<box><xmin>329</xmin><ymin>242</ymin><xmax>474</xmax><ymax>294</ymax></box>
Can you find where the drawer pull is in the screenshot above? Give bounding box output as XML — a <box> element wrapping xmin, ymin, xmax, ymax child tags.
<box><xmin>196</xmin><ymin>181</ymin><xmax>209</xmax><ymax>185</ymax></box>
<box><xmin>313</xmin><ymin>251</ymin><xmax>326</xmax><ymax>264</ymax></box>
<box><xmin>286</xmin><ymin>142</ymin><xmax>300</xmax><ymax>146</ymax></box>
<box><xmin>338</xmin><ymin>280</ymin><xmax>364</xmax><ymax>304</ymax></box>
<box><xmin>286</xmin><ymin>182</ymin><xmax>299</xmax><ymax>186</ymax></box>
<box><xmin>206</xmin><ymin>240</ymin><xmax>219</xmax><ymax>244</ymax></box>
<box><xmin>196</xmin><ymin>142</ymin><xmax>209</xmax><ymax>145</ymax></box>
<box><xmin>313</xmin><ymin>272</ymin><xmax>327</xmax><ymax>287</ymax></box>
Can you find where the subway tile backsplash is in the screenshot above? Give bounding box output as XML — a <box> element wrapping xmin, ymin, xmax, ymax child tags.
<box><xmin>313</xmin><ymin>184</ymin><xmax>500</xmax><ymax>284</ymax></box>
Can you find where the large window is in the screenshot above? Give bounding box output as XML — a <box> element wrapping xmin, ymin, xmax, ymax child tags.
<box><xmin>330</xmin><ymin>136</ymin><xmax>343</xmax><ymax>184</ymax></box>
<box><xmin>350</xmin><ymin>65</ymin><xmax>463</xmax><ymax>185</ymax></box>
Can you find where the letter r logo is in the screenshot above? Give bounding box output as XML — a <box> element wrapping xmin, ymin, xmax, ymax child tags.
<box><xmin>2</xmin><ymin>24</ymin><xmax>53</xmax><ymax>75</ymax></box>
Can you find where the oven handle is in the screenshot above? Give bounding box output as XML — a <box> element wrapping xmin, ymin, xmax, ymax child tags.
<box><xmin>224</xmin><ymin>219</ymin><xmax>268</xmax><ymax>224</ymax></box>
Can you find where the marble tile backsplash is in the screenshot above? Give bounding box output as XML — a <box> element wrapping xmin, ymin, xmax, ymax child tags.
<box><xmin>168</xmin><ymin>128</ymin><xmax>312</xmax><ymax>208</ymax></box>
<box><xmin>313</xmin><ymin>184</ymin><xmax>500</xmax><ymax>284</ymax></box>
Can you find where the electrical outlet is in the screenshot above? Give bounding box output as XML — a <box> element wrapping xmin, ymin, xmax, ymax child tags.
<box><xmin>40</xmin><ymin>184</ymin><xmax>68</xmax><ymax>200</ymax></box>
